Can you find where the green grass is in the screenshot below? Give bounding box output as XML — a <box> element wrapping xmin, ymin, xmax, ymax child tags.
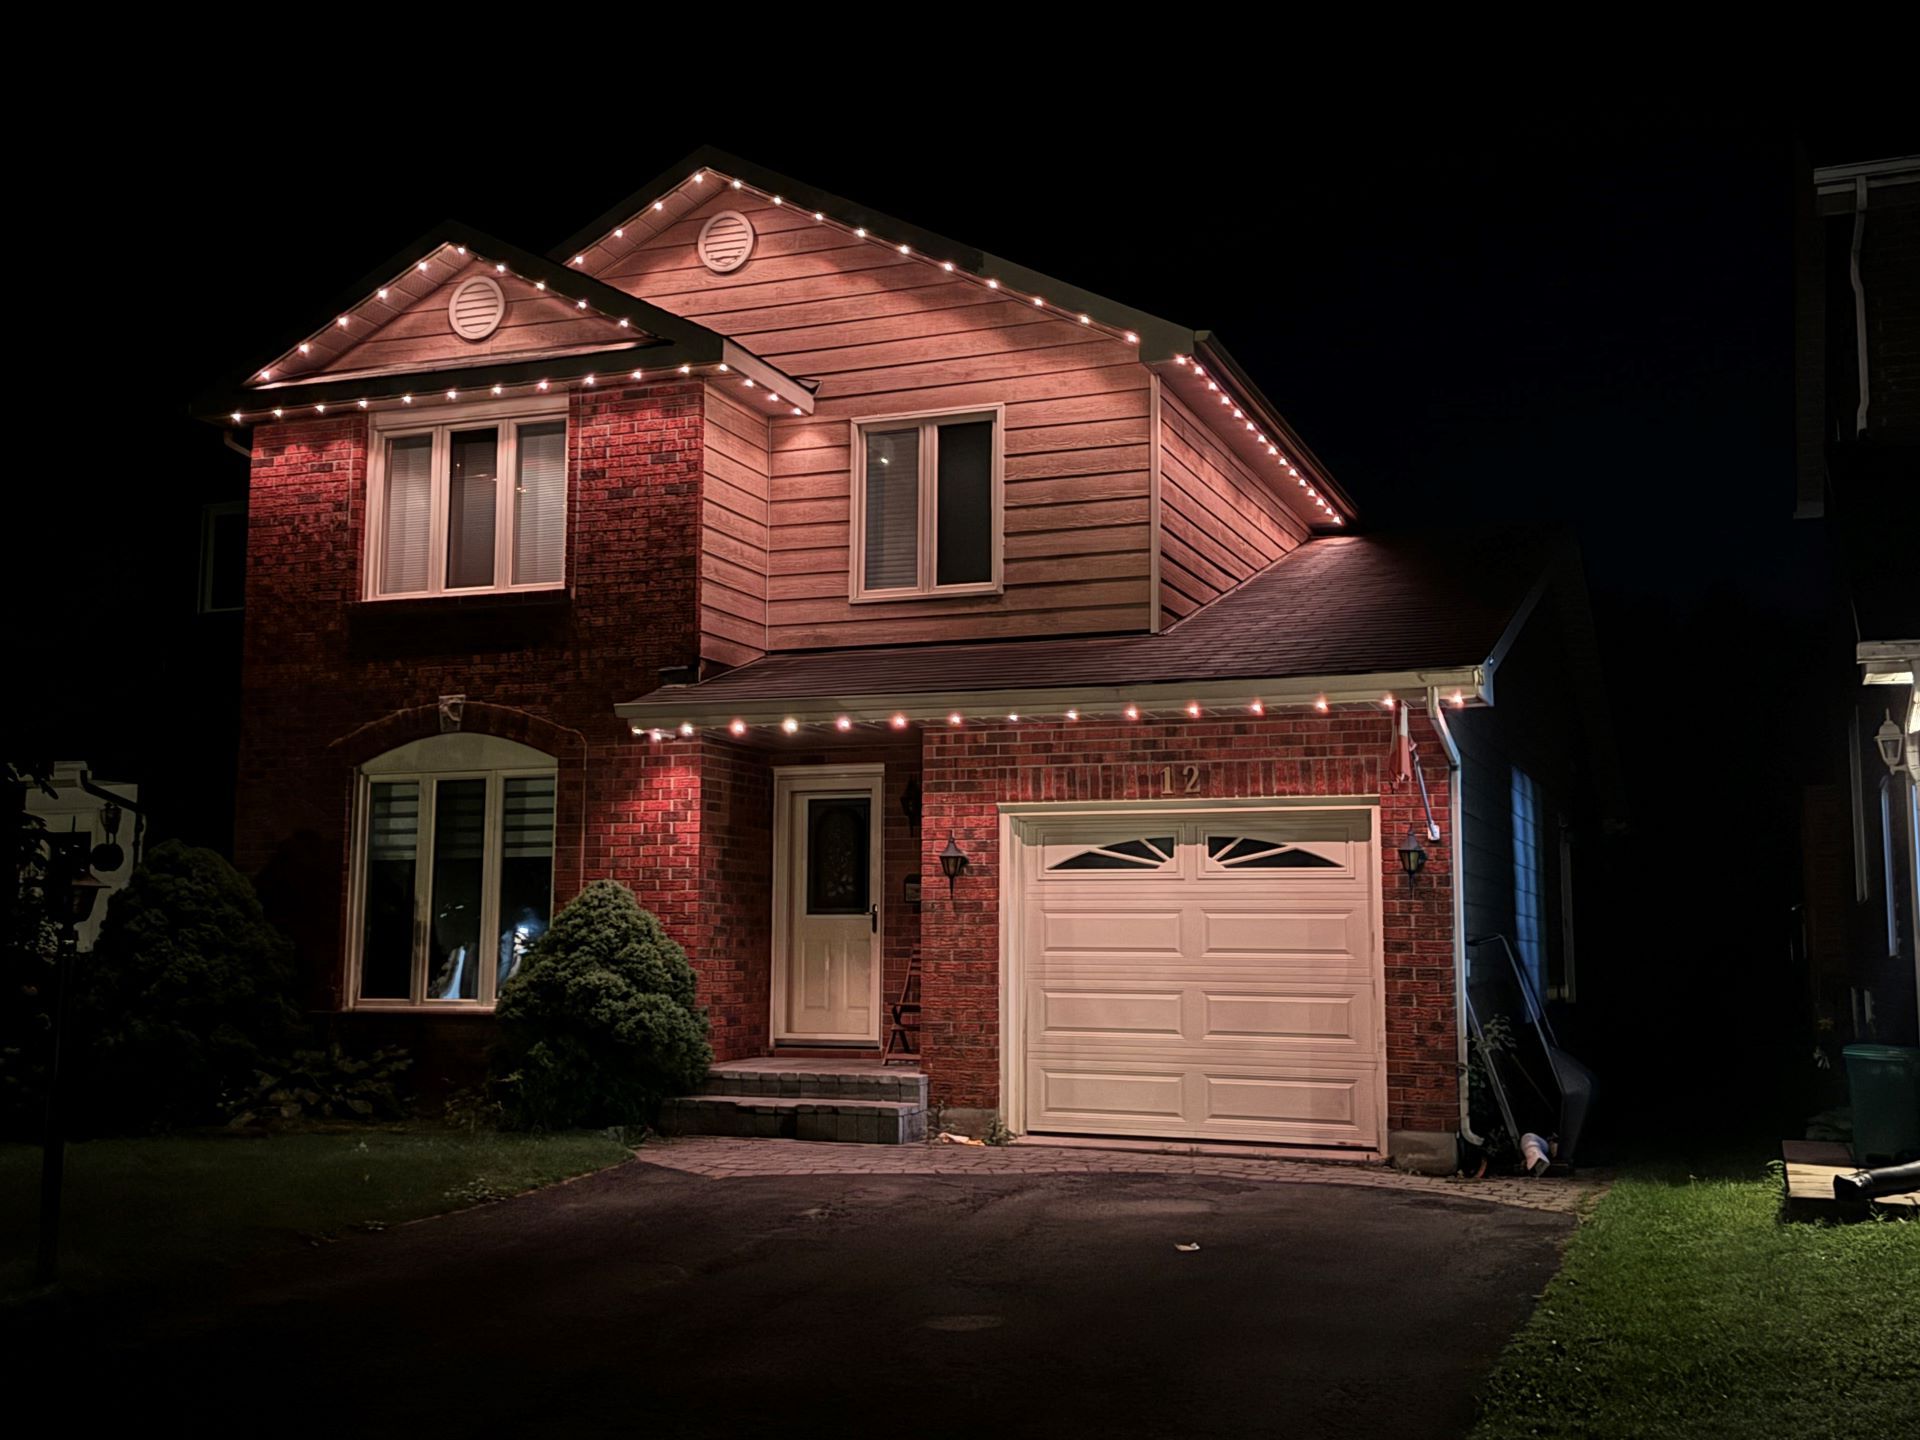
<box><xmin>1473</xmin><ymin>1161</ymin><xmax>1920</xmax><ymax>1439</ymax></box>
<box><xmin>1</xmin><ymin>1128</ymin><xmax>634</xmax><ymax>1299</ymax></box>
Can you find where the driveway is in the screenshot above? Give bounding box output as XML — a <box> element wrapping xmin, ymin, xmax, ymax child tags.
<box><xmin>38</xmin><ymin>1155</ymin><xmax>1573</xmax><ymax>1438</ymax></box>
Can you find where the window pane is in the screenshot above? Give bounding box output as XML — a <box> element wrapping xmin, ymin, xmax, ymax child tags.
<box><xmin>497</xmin><ymin>776</ymin><xmax>555</xmax><ymax>991</ymax></box>
<box><xmin>512</xmin><ymin>421</ymin><xmax>567</xmax><ymax>586</ymax></box>
<box><xmin>806</xmin><ymin>797</ymin><xmax>871</xmax><ymax>914</ymax></box>
<box><xmin>360</xmin><ymin>782</ymin><xmax>419</xmax><ymax>999</ymax></box>
<box><xmin>381</xmin><ymin>435</ymin><xmax>434</xmax><ymax>595</ymax></box>
<box><xmin>935</xmin><ymin>419</ymin><xmax>993</xmax><ymax>586</ymax></box>
<box><xmin>427</xmin><ymin>778</ymin><xmax>487</xmax><ymax>1000</ymax></box>
<box><xmin>446</xmin><ymin>428</ymin><xmax>498</xmax><ymax>589</ymax></box>
<box><xmin>862</xmin><ymin>428</ymin><xmax>919</xmax><ymax>590</ymax></box>
<box><xmin>200</xmin><ymin>504</ymin><xmax>246</xmax><ymax>613</ymax></box>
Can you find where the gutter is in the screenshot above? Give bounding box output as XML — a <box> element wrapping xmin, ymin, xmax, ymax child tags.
<box><xmin>1850</xmin><ymin>176</ymin><xmax>1871</xmax><ymax>436</ymax></box>
<box><xmin>1427</xmin><ymin>686</ymin><xmax>1483</xmax><ymax>1148</ymax></box>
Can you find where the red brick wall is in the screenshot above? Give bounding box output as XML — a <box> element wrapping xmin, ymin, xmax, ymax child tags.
<box><xmin>918</xmin><ymin>710</ymin><xmax>1459</xmax><ymax>1135</ymax></box>
<box><xmin>236</xmin><ymin>382</ymin><xmax>706</xmax><ymax>1012</ymax></box>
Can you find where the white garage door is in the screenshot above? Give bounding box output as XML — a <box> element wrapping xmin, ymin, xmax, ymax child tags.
<box><xmin>1012</xmin><ymin>808</ymin><xmax>1383</xmax><ymax>1149</ymax></box>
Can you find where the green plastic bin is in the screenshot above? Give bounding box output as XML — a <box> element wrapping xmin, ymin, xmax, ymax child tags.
<box><xmin>1844</xmin><ymin>1044</ymin><xmax>1920</xmax><ymax>1165</ymax></box>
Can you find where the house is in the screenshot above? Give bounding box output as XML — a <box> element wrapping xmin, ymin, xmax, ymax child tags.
<box><xmin>1794</xmin><ymin>153</ymin><xmax>1919</xmax><ymax>1047</ymax></box>
<box><xmin>197</xmin><ymin>148</ymin><xmax>1613</xmax><ymax>1169</ymax></box>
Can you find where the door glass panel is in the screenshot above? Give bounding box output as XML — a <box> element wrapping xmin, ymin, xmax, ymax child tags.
<box><xmin>446</xmin><ymin>428</ymin><xmax>499</xmax><ymax>589</ymax></box>
<box><xmin>806</xmin><ymin>797</ymin><xmax>871</xmax><ymax>914</ymax></box>
<box><xmin>360</xmin><ymin>781</ymin><xmax>419</xmax><ymax>999</ymax></box>
<box><xmin>427</xmin><ymin>778</ymin><xmax>487</xmax><ymax>999</ymax></box>
<box><xmin>496</xmin><ymin>775</ymin><xmax>555</xmax><ymax>991</ymax></box>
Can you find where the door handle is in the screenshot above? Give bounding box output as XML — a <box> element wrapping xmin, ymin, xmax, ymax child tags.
<box><xmin>869</xmin><ymin>904</ymin><xmax>879</xmax><ymax>934</ymax></box>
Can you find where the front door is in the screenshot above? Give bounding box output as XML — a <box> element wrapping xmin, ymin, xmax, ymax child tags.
<box><xmin>774</xmin><ymin>768</ymin><xmax>883</xmax><ymax>1044</ymax></box>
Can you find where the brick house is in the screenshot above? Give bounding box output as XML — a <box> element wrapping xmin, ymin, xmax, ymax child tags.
<box><xmin>199</xmin><ymin>148</ymin><xmax>1612</xmax><ymax>1168</ymax></box>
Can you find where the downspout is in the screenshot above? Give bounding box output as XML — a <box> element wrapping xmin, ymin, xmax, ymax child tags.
<box><xmin>223</xmin><ymin>430</ymin><xmax>253</xmax><ymax>460</ymax></box>
<box><xmin>1427</xmin><ymin>689</ymin><xmax>1482</xmax><ymax>1147</ymax></box>
<box><xmin>1850</xmin><ymin>176</ymin><xmax>1870</xmax><ymax>436</ymax></box>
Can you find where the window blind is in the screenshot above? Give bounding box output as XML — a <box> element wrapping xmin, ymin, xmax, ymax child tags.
<box><xmin>513</xmin><ymin>422</ymin><xmax>566</xmax><ymax>586</ymax></box>
<box><xmin>863</xmin><ymin>427</ymin><xmax>920</xmax><ymax>590</ymax></box>
<box><xmin>446</xmin><ymin>428</ymin><xmax>498</xmax><ymax>589</ymax></box>
<box><xmin>381</xmin><ymin>435</ymin><xmax>434</xmax><ymax>595</ymax></box>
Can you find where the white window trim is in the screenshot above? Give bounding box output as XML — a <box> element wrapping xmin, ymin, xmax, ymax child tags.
<box><xmin>849</xmin><ymin>403</ymin><xmax>1004</xmax><ymax>602</ymax></box>
<box><xmin>364</xmin><ymin>394</ymin><xmax>570</xmax><ymax>601</ymax></box>
<box><xmin>346</xmin><ymin>753</ymin><xmax>557</xmax><ymax>1011</ymax></box>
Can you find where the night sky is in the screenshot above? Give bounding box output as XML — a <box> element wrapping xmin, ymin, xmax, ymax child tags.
<box><xmin>25</xmin><ymin>108</ymin><xmax>1912</xmax><ymax>1129</ymax></box>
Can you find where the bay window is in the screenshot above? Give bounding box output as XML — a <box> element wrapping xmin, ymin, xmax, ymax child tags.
<box><xmin>351</xmin><ymin>735</ymin><xmax>557</xmax><ymax>1008</ymax></box>
<box><xmin>851</xmin><ymin>407</ymin><xmax>1002</xmax><ymax>600</ymax></box>
<box><xmin>369</xmin><ymin>398</ymin><xmax>568</xmax><ymax>599</ymax></box>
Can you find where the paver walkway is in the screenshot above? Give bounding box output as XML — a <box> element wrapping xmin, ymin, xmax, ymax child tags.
<box><xmin>637</xmin><ymin>1135</ymin><xmax>1607</xmax><ymax>1215</ymax></box>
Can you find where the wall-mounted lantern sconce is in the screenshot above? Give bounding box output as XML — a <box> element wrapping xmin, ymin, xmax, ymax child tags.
<box><xmin>1874</xmin><ymin>712</ymin><xmax>1907</xmax><ymax>775</ymax></box>
<box><xmin>1397</xmin><ymin>826</ymin><xmax>1428</xmax><ymax>888</ymax></box>
<box><xmin>939</xmin><ymin>835</ymin><xmax>970</xmax><ymax>896</ymax></box>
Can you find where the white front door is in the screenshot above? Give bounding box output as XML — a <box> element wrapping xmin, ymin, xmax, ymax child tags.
<box><xmin>774</xmin><ymin>767</ymin><xmax>883</xmax><ymax>1044</ymax></box>
<box><xmin>1008</xmin><ymin>806</ymin><xmax>1385</xmax><ymax>1148</ymax></box>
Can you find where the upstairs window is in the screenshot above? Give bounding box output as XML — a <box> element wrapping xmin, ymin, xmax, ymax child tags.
<box><xmin>852</xmin><ymin>407</ymin><xmax>1002</xmax><ymax>600</ymax></box>
<box><xmin>368</xmin><ymin>399</ymin><xmax>568</xmax><ymax>599</ymax></box>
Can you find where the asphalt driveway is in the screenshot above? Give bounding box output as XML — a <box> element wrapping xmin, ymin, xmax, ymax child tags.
<box><xmin>35</xmin><ymin>1158</ymin><xmax>1571</xmax><ymax>1438</ymax></box>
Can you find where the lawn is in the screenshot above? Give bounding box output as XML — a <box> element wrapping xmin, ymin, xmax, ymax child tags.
<box><xmin>0</xmin><ymin>1128</ymin><xmax>634</xmax><ymax>1300</ymax></box>
<box><xmin>1473</xmin><ymin>1161</ymin><xmax>1920</xmax><ymax>1439</ymax></box>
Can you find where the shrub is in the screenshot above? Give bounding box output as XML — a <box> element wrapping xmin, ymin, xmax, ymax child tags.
<box><xmin>77</xmin><ymin>841</ymin><xmax>303</xmax><ymax>1131</ymax></box>
<box><xmin>226</xmin><ymin>1043</ymin><xmax>413</xmax><ymax>1129</ymax></box>
<box><xmin>492</xmin><ymin>879</ymin><xmax>711</xmax><ymax>1129</ymax></box>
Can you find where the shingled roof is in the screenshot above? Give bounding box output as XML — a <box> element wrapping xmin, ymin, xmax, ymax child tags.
<box><xmin>619</xmin><ymin>528</ymin><xmax>1565</xmax><ymax>724</ymax></box>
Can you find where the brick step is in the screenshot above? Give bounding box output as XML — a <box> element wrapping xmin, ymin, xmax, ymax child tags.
<box><xmin>698</xmin><ymin>1067</ymin><xmax>928</xmax><ymax>1105</ymax></box>
<box><xmin>661</xmin><ymin>1094</ymin><xmax>927</xmax><ymax>1145</ymax></box>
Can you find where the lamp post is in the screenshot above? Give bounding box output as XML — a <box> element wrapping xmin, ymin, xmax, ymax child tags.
<box><xmin>36</xmin><ymin>838</ymin><xmax>108</xmax><ymax>1288</ymax></box>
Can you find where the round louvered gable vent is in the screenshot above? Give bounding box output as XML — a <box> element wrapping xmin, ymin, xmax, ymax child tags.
<box><xmin>697</xmin><ymin>210</ymin><xmax>756</xmax><ymax>273</ymax></box>
<box><xmin>448</xmin><ymin>275</ymin><xmax>506</xmax><ymax>341</ymax></box>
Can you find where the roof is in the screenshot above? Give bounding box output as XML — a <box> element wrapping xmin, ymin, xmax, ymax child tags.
<box><xmin>193</xmin><ymin>219</ymin><xmax>816</xmax><ymax>422</ymax></box>
<box><xmin>619</xmin><ymin>528</ymin><xmax>1562</xmax><ymax>723</ymax></box>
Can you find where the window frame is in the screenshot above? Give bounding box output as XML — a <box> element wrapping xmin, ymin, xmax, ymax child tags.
<box><xmin>198</xmin><ymin>499</ymin><xmax>246</xmax><ymax>614</ymax></box>
<box><xmin>346</xmin><ymin>759</ymin><xmax>557</xmax><ymax>1011</ymax></box>
<box><xmin>848</xmin><ymin>404</ymin><xmax>1004</xmax><ymax>602</ymax></box>
<box><xmin>364</xmin><ymin>394</ymin><xmax>570</xmax><ymax>601</ymax></box>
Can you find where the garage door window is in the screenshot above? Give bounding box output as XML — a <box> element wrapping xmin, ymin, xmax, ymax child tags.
<box><xmin>1046</xmin><ymin>836</ymin><xmax>1176</xmax><ymax>871</ymax></box>
<box><xmin>1205</xmin><ymin>835</ymin><xmax>1341</xmax><ymax>869</ymax></box>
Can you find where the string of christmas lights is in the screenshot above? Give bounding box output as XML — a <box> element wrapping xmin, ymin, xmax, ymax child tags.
<box><xmin>629</xmin><ymin>692</ymin><xmax>1468</xmax><ymax>741</ymax></box>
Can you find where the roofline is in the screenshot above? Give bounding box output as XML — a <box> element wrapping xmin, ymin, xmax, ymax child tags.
<box><xmin>1190</xmin><ymin>334</ymin><xmax>1357</xmax><ymax>520</ymax></box>
<box><xmin>613</xmin><ymin>665</ymin><xmax>1488</xmax><ymax>730</ymax></box>
<box><xmin>192</xmin><ymin>220</ymin><xmax>758</xmax><ymax>422</ymax></box>
<box><xmin>1813</xmin><ymin>155</ymin><xmax>1920</xmax><ymax>191</ymax></box>
<box><xmin>551</xmin><ymin>146</ymin><xmax>1196</xmax><ymax>364</ymax></box>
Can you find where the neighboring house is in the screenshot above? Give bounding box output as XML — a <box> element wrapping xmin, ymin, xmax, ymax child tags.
<box><xmin>1795</xmin><ymin>153</ymin><xmax>1920</xmax><ymax>1046</ymax></box>
<box><xmin>197</xmin><ymin>148</ymin><xmax>1613</xmax><ymax>1167</ymax></box>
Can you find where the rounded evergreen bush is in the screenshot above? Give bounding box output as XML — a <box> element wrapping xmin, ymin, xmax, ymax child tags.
<box><xmin>78</xmin><ymin>840</ymin><xmax>304</xmax><ymax>1131</ymax></box>
<box><xmin>493</xmin><ymin>879</ymin><xmax>712</xmax><ymax>1129</ymax></box>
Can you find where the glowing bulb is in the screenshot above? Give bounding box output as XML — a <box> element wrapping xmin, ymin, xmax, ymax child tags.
<box><xmin>678</xmin><ymin>723</ymin><xmax>695</xmax><ymax>737</ymax></box>
<box><xmin>1078</xmin><ymin>313</ymin><xmax>1091</xmax><ymax>325</ymax></box>
<box><xmin>730</xmin><ymin>719</ymin><xmax>747</xmax><ymax>735</ymax></box>
<box><xmin>271</xmin><ymin>407</ymin><xmax>283</xmax><ymax>418</ymax></box>
<box><xmin>890</xmin><ymin>714</ymin><xmax>908</xmax><ymax>729</ymax></box>
<box><xmin>230</xmin><ymin>411</ymin><xmax>242</xmax><ymax>423</ymax></box>
<box><xmin>649</xmin><ymin>729</ymin><xmax>664</xmax><ymax>742</ymax></box>
<box><xmin>377</xmin><ymin>288</ymin><xmax>389</xmax><ymax>300</ymax></box>
<box><xmin>1065</xmin><ymin>709</ymin><xmax>1079</xmax><ymax>721</ymax></box>
<box><xmin>855</xmin><ymin>227</ymin><xmax>867</xmax><ymax>238</ymax></box>
<box><xmin>986</xmin><ymin>278</ymin><xmax>1000</xmax><ymax>289</ymax></box>
<box><xmin>835</xmin><ymin>716</ymin><xmax>852</xmax><ymax>731</ymax></box>
<box><xmin>781</xmin><ymin>718</ymin><xmax>799</xmax><ymax>734</ymax></box>
<box><xmin>576</xmin><ymin>299</ymin><xmax>588</xmax><ymax>310</ymax></box>
<box><xmin>1125</xmin><ymin>331</ymin><xmax>1139</xmax><ymax>343</ymax></box>
<box><xmin>1450</xmin><ymin>691</ymin><xmax>1465</xmax><ymax>708</ymax></box>
<box><xmin>314</xmin><ymin>403</ymin><xmax>325</xmax><ymax>414</ymax></box>
<box><xmin>791</xmin><ymin>407</ymin><xmax>803</xmax><ymax>415</ymax></box>
<box><xmin>948</xmin><ymin>713</ymin><xmax>963</xmax><ymax>726</ymax></box>
<box><xmin>693</xmin><ymin>171</ymin><xmax>705</xmax><ymax>183</ymax></box>
<box><xmin>298</xmin><ymin>343</ymin><xmax>310</xmax><ymax>354</ymax></box>
<box><xmin>1175</xmin><ymin>355</ymin><xmax>1188</xmax><ymax>365</ymax></box>
<box><xmin>401</xmin><ymin>394</ymin><xmax>412</xmax><ymax>405</ymax></box>
<box><xmin>898</xmin><ymin>243</ymin><xmax>910</xmax><ymax>255</ymax></box>
<box><xmin>1007</xmin><ymin>713</ymin><xmax>1020</xmax><ymax>723</ymax></box>
<box><xmin>417</xmin><ymin>262</ymin><xmax>429</xmax><ymax>272</ymax></box>
<box><xmin>618</xmin><ymin>318</ymin><xmax>629</xmax><ymax>327</ymax></box>
<box><xmin>718</xmin><ymin>363</ymin><xmax>730</xmax><ymax>373</ymax></box>
<box><xmin>495</xmin><ymin>263</ymin><xmax>506</xmax><ymax>273</ymax></box>
<box><xmin>572</xmin><ymin>255</ymin><xmax>584</xmax><ymax>265</ymax></box>
<box><xmin>1314</xmin><ymin>696</ymin><xmax>1329</xmax><ymax>713</ymax></box>
<box><xmin>357</xmin><ymin>399</ymin><xmax>368</xmax><ymax>409</ymax></box>
<box><xmin>678</xmin><ymin>364</ymin><xmax>691</xmax><ymax>374</ymax></box>
<box><xmin>1124</xmin><ymin>705</ymin><xmax>1139</xmax><ymax>720</ymax></box>
<box><xmin>632</xmin><ymin>370</ymin><xmax>645</xmax><ymax>380</ymax></box>
<box><xmin>491</xmin><ymin>385</ymin><xmax>503</xmax><ymax>396</ymax></box>
<box><xmin>813</xmin><ymin>211</ymin><xmax>824</xmax><ymax>221</ymax></box>
<box><xmin>942</xmin><ymin>261</ymin><xmax>955</xmax><ymax>271</ymax></box>
<box><xmin>772</xmin><ymin>196</ymin><xmax>783</xmax><ymax>206</ymax></box>
<box><xmin>616</xmin><ymin>226</ymin><xmax>626</xmax><ymax>235</ymax></box>
<box><xmin>446</xmin><ymin>389</ymin><xmax>458</xmax><ymax>401</ymax></box>
<box><xmin>1186</xmin><ymin>702</ymin><xmax>1202</xmax><ymax>718</ymax></box>
<box><xmin>1032</xmin><ymin>295</ymin><xmax>1045</xmax><ymax>307</ymax></box>
<box><xmin>584</xmin><ymin>374</ymin><xmax>595</xmax><ymax>386</ymax></box>
<box><xmin>730</xmin><ymin>178</ymin><xmax>742</xmax><ymax>189</ymax></box>
<box><xmin>1248</xmin><ymin>699</ymin><xmax>1265</xmax><ymax>715</ymax></box>
<box><xmin>259</xmin><ymin>369</ymin><xmax>271</xmax><ymax>379</ymax></box>
<box><xmin>1382</xmin><ymin>694</ymin><xmax>1395</xmax><ymax>709</ymax></box>
<box><xmin>537</xmin><ymin>380</ymin><xmax>550</xmax><ymax>391</ymax></box>
<box><xmin>336</xmin><ymin>316</ymin><xmax>349</xmax><ymax>328</ymax></box>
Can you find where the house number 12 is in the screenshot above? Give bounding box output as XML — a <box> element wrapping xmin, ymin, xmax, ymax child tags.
<box><xmin>1160</xmin><ymin>765</ymin><xmax>1202</xmax><ymax>795</ymax></box>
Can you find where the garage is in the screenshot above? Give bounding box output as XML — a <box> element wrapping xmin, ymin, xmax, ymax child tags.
<box><xmin>1006</xmin><ymin>805</ymin><xmax>1385</xmax><ymax>1149</ymax></box>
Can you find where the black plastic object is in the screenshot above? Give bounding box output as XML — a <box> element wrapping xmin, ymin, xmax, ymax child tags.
<box><xmin>1466</xmin><ymin>934</ymin><xmax>1598</xmax><ymax>1166</ymax></box>
<box><xmin>1832</xmin><ymin>1159</ymin><xmax>1920</xmax><ymax>1202</ymax></box>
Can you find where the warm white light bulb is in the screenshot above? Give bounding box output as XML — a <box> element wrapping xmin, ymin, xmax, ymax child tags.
<box><xmin>446</xmin><ymin>390</ymin><xmax>458</xmax><ymax>401</ymax></box>
<box><xmin>1249</xmin><ymin>700</ymin><xmax>1265</xmax><ymax>716</ymax></box>
<box><xmin>678</xmin><ymin>723</ymin><xmax>694</xmax><ymax>737</ymax></box>
<box><xmin>890</xmin><ymin>714</ymin><xmax>908</xmax><ymax>729</ymax></box>
<box><xmin>1186</xmin><ymin>703</ymin><xmax>1202</xmax><ymax>717</ymax></box>
<box><xmin>572</xmin><ymin>255</ymin><xmax>584</xmax><ymax>265</ymax></box>
<box><xmin>836</xmin><ymin>717</ymin><xmax>852</xmax><ymax>731</ymax></box>
<box><xmin>491</xmin><ymin>385</ymin><xmax>503</xmax><ymax>396</ymax></box>
<box><xmin>336</xmin><ymin>316</ymin><xmax>349</xmax><ymax>328</ymax></box>
<box><xmin>1314</xmin><ymin>696</ymin><xmax>1329</xmax><ymax>712</ymax></box>
<box><xmin>298</xmin><ymin>343</ymin><xmax>310</xmax><ymax>354</ymax></box>
<box><xmin>948</xmin><ymin>713</ymin><xmax>963</xmax><ymax>726</ymax></box>
<box><xmin>1124</xmin><ymin>705</ymin><xmax>1139</xmax><ymax>720</ymax></box>
<box><xmin>781</xmin><ymin>718</ymin><xmax>799</xmax><ymax>734</ymax></box>
<box><xmin>730</xmin><ymin>719</ymin><xmax>747</xmax><ymax>735</ymax></box>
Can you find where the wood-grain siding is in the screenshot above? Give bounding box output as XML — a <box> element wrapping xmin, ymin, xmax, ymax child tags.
<box><xmin>325</xmin><ymin>260</ymin><xmax>633</xmax><ymax>377</ymax></box>
<box><xmin>601</xmin><ymin>191</ymin><xmax>1155</xmax><ymax>650</ymax></box>
<box><xmin>701</xmin><ymin>382</ymin><xmax>772</xmax><ymax>666</ymax></box>
<box><xmin>1157</xmin><ymin>391</ymin><xmax>1315</xmax><ymax>629</ymax></box>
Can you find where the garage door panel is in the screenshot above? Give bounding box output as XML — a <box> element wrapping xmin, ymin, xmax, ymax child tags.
<box><xmin>1203</xmin><ymin>989</ymin><xmax>1370</xmax><ymax>1047</ymax></box>
<box><xmin>1039</xmin><ymin>909</ymin><xmax>1184</xmax><ymax>954</ymax></box>
<box><xmin>1037</xmin><ymin>1067</ymin><xmax>1186</xmax><ymax>1120</ymax></box>
<box><xmin>1037</xmin><ymin>988</ymin><xmax>1184</xmax><ymax>1037</ymax></box>
<box><xmin>1200</xmin><ymin>908</ymin><xmax>1364</xmax><ymax>958</ymax></box>
<box><xmin>1205</xmin><ymin>1074</ymin><xmax>1359</xmax><ymax>1127</ymax></box>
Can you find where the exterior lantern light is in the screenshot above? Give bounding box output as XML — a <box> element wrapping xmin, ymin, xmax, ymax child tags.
<box><xmin>1397</xmin><ymin>826</ymin><xmax>1428</xmax><ymax>888</ymax></box>
<box><xmin>938</xmin><ymin>836</ymin><xmax>970</xmax><ymax>896</ymax></box>
<box><xmin>1874</xmin><ymin>712</ymin><xmax>1906</xmax><ymax>774</ymax></box>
